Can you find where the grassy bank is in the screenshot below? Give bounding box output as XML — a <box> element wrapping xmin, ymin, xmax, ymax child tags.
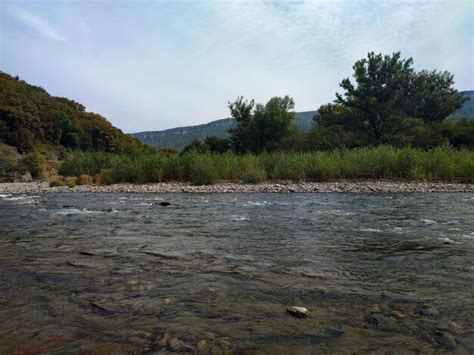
<box><xmin>58</xmin><ymin>146</ymin><xmax>474</xmax><ymax>185</ymax></box>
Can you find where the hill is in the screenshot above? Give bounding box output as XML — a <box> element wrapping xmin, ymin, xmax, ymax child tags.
<box><xmin>132</xmin><ymin>91</ymin><xmax>473</xmax><ymax>150</ymax></box>
<box><xmin>132</xmin><ymin>111</ymin><xmax>317</xmax><ymax>151</ymax></box>
<box><xmin>448</xmin><ymin>90</ymin><xmax>474</xmax><ymax>120</ymax></box>
<box><xmin>0</xmin><ymin>72</ymin><xmax>141</xmax><ymax>154</ymax></box>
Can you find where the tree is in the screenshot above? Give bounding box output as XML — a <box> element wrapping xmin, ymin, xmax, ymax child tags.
<box><xmin>228</xmin><ymin>97</ymin><xmax>255</xmax><ymax>154</ymax></box>
<box><xmin>329</xmin><ymin>51</ymin><xmax>466</xmax><ymax>145</ymax></box>
<box><xmin>204</xmin><ymin>136</ymin><xmax>231</xmax><ymax>153</ymax></box>
<box><xmin>228</xmin><ymin>95</ymin><xmax>295</xmax><ymax>153</ymax></box>
<box><xmin>335</xmin><ymin>52</ymin><xmax>414</xmax><ymax>143</ymax></box>
<box><xmin>410</xmin><ymin>70</ymin><xmax>467</xmax><ymax>125</ymax></box>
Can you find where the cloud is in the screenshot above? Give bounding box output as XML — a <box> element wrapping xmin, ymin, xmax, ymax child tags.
<box><xmin>1</xmin><ymin>0</ymin><xmax>472</xmax><ymax>132</ymax></box>
<box><xmin>11</xmin><ymin>8</ymin><xmax>68</xmax><ymax>42</ymax></box>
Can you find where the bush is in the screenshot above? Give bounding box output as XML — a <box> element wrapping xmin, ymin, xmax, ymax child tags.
<box><xmin>64</xmin><ymin>176</ymin><xmax>77</xmax><ymax>188</ymax></box>
<box><xmin>21</xmin><ymin>150</ymin><xmax>45</xmax><ymax>179</ymax></box>
<box><xmin>186</xmin><ymin>154</ymin><xmax>217</xmax><ymax>185</ymax></box>
<box><xmin>96</xmin><ymin>169</ymin><xmax>117</xmax><ymax>185</ymax></box>
<box><xmin>77</xmin><ymin>174</ymin><xmax>94</xmax><ymax>185</ymax></box>
<box><xmin>49</xmin><ymin>179</ymin><xmax>65</xmax><ymax>187</ymax></box>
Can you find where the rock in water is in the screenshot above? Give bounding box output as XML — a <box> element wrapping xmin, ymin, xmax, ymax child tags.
<box><xmin>287</xmin><ymin>306</ymin><xmax>309</xmax><ymax>318</ymax></box>
<box><xmin>159</xmin><ymin>201</ymin><xmax>171</xmax><ymax>206</ymax></box>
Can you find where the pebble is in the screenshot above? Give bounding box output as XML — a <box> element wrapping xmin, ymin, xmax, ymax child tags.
<box><xmin>169</xmin><ymin>338</ymin><xmax>186</xmax><ymax>351</ymax></box>
<box><xmin>1</xmin><ymin>181</ymin><xmax>473</xmax><ymax>195</ymax></box>
<box><xmin>419</xmin><ymin>304</ymin><xmax>439</xmax><ymax>316</ymax></box>
<box><xmin>196</xmin><ymin>339</ymin><xmax>208</xmax><ymax>351</ymax></box>
<box><xmin>287</xmin><ymin>306</ymin><xmax>309</xmax><ymax>318</ymax></box>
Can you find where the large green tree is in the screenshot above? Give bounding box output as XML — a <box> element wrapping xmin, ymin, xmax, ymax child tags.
<box><xmin>333</xmin><ymin>52</ymin><xmax>466</xmax><ymax>144</ymax></box>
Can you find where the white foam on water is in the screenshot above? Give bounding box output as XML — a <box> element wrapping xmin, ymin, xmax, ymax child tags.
<box><xmin>230</xmin><ymin>215</ymin><xmax>250</xmax><ymax>221</ymax></box>
<box><xmin>439</xmin><ymin>237</ymin><xmax>460</xmax><ymax>244</ymax></box>
<box><xmin>421</xmin><ymin>219</ymin><xmax>437</xmax><ymax>224</ymax></box>
<box><xmin>359</xmin><ymin>227</ymin><xmax>382</xmax><ymax>233</ymax></box>
<box><xmin>242</xmin><ymin>201</ymin><xmax>271</xmax><ymax>207</ymax></box>
<box><xmin>2</xmin><ymin>195</ymin><xmax>39</xmax><ymax>204</ymax></box>
<box><xmin>54</xmin><ymin>208</ymin><xmax>118</xmax><ymax>216</ymax></box>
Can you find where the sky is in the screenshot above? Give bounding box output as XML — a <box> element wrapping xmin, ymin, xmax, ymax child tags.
<box><xmin>1</xmin><ymin>0</ymin><xmax>473</xmax><ymax>133</ymax></box>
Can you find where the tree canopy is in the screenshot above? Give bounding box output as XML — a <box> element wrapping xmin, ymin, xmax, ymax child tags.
<box><xmin>228</xmin><ymin>95</ymin><xmax>295</xmax><ymax>153</ymax></box>
<box><xmin>320</xmin><ymin>52</ymin><xmax>469</xmax><ymax>147</ymax></box>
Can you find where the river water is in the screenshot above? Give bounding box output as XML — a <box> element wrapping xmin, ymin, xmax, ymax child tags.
<box><xmin>0</xmin><ymin>192</ymin><xmax>473</xmax><ymax>353</ymax></box>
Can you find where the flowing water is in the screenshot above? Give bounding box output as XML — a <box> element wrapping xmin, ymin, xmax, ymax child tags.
<box><xmin>0</xmin><ymin>192</ymin><xmax>473</xmax><ymax>353</ymax></box>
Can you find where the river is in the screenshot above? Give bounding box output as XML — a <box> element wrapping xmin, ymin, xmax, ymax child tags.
<box><xmin>0</xmin><ymin>192</ymin><xmax>473</xmax><ymax>353</ymax></box>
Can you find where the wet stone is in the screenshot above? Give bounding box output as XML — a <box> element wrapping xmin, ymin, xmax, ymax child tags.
<box><xmin>287</xmin><ymin>306</ymin><xmax>309</xmax><ymax>318</ymax></box>
<box><xmin>154</xmin><ymin>333</ymin><xmax>172</xmax><ymax>348</ymax></box>
<box><xmin>435</xmin><ymin>330</ymin><xmax>457</xmax><ymax>350</ymax></box>
<box><xmin>419</xmin><ymin>304</ymin><xmax>439</xmax><ymax>316</ymax></box>
<box><xmin>196</xmin><ymin>339</ymin><xmax>208</xmax><ymax>351</ymax></box>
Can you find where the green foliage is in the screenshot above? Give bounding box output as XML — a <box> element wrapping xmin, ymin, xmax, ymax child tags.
<box><xmin>0</xmin><ymin>72</ymin><xmax>142</xmax><ymax>153</ymax></box>
<box><xmin>228</xmin><ymin>95</ymin><xmax>295</xmax><ymax>153</ymax></box>
<box><xmin>20</xmin><ymin>150</ymin><xmax>45</xmax><ymax>179</ymax></box>
<box><xmin>0</xmin><ymin>156</ymin><xmax>19</xmax><ymax>179</ymax></box>
<box><xmin>185</xmin><ymin>153</ymin><xmax>218</xmax><ymax>185</ymax></box>
<box><xmin>331</xmin><ymin>52</ymin><xmax>466</xmax><ymax>145</ymax></box>
<box><xmin>49</xmin><ymin>179</ymin><xmax>66</xmax><ymax>187</ymax></box>
<box><xmin>59</xmin><ymin>147</ymin><xmax>474</xmax><ymax>185</ymax></box>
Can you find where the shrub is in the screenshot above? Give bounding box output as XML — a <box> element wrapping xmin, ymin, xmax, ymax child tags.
<box><xmin>186</xmin><ymin>154</ymin><xmax>218</xmax><ymax>185</ymax></box>
<box><xmin>21</xmin><ymin>150</ymin><xmax>45</xmax><ymax>179</ymax></box>
<box><xmin>77</xmin><ymin>174</ymin><xmax>94</xmax><ymax>185</ymax></box>
<box><xmin>49</xmin><ymin>179</ymin><xmax>65</xmax><ymax>187</ymax></box>
<box><xmin>64</xmin><ymin>176</ymin><xmax>77</xmax><ymax>188</ymax></box>
<box><xmin>96</xmin><ymin>169</ymin><xmax>117</xmax><ymax>185</ymax></box>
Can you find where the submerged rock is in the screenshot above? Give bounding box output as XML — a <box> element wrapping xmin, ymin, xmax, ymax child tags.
<box><xmin>154</xmin><ymin>333</ymin><xmax>173</xmax><ymax>348</ymax></box>
<box><xmin>196</xmin><ymin>339</ymin><xmax>208</xmax><ymax>351</ymax></box>
<box><xmin>169</xmin><ymin>337</ymin><xmax>185</xmax><ymax>351</ymax></box>
<box><xmin>419</xmin><ymin>304</ymin><xmax>439</xmax><ymax>316</ymax></box>
<box><xmin>435</xmin><ymin>330</ymin><xmax>457</xmax><ymax>350</ymax></box>
<box><xmin>287</xmin><ymin>306</ymin><xmax>309</xmax><ymax>318</ymax></box>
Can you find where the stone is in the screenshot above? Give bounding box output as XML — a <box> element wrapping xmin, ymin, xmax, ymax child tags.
<box><xmin>435</xmin><ymin>330</ymin><xmax>457</xmax><ymax>350</ymax></box>
<box><xmin>196</xmin><ymin>339</ymin><xmax>208</xmax><ymax>351</ymax></box>
<box><xmin>419</xmin><ymin>304</ymin><xmax>439</xmax><ymax>316</ymax></box>
<box><xmin>154</xmin><ymin>333</ymin><xmax>172</xmax><ymax>348</ymax></box>
<box><xmin>169</xmin><ymin>338</ymin><xmax>186</xmax><ymax>351</ymax></box>
<box><xmin>369</xmin><ymin>304</ymin><xmax>382</xmax><ymax>313</ymax></box>
<box><xmin>159</xmin><ymin>201</ymin><xmax>171</xmax><ymax>206</ymax></box>
<box><xmin>287</xmin><ymin>306</ymin><xmax>309</xmax><ymax>318</ymax></box>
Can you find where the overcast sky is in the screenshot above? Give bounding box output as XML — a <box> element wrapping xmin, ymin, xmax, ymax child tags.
<box><xmin>1</xmin><ymin>0</ymin><xmax>473</xmax><ymax>133</ymax></box>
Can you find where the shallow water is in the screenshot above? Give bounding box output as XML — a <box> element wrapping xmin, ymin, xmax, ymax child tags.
<box><xmin>0</xmin><ymin>192</ymin><xmax>473</xmax><ymax>353</ymax></box>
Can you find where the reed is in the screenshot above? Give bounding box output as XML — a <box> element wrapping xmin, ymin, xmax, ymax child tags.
<box><xmin>58</xmin><ymin>146</ymin><xmax>474</xmax><ymax>185</ymax></box>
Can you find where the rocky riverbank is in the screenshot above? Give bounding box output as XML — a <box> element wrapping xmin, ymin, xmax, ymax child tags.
<box><xmin>0</xmin><ymin>181</ymin><xmax>473</xmax><ymax>194</ymax></box>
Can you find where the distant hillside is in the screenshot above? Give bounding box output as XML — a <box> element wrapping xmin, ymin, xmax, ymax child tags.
<box><xmin>133</xmin><ymin>91</ymin><xmax>473</xmax><ymax>150</ymax></box>
<box><xmin>132</xmin><ymin>111</ymin><xmax>317</xmax><ymax>151</ymax></box>
<box><xmin>448</xmin><ymin>90</ymin><xmax>474</xmax><ymax>120</ymax></box>
<box><xmin>0</xmin><ymin>72</ymin><xmax>141</xmax><ymax>153</ymax></box>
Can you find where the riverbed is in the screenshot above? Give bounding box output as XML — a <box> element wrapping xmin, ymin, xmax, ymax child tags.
<box><xmin>0</xmin><ymin>192</ymin><xmax>473</xmax><ymax>352</ymax></box>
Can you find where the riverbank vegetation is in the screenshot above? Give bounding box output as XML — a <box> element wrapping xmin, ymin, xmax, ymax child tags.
<box><xmin>58</xmin><ymin>146</ymin><xmax>474</xmax><ymax>185</ymax></box>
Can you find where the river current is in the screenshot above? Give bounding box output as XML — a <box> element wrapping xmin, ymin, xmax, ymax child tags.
<box><xmin>0</xmin><ymin>192</ymin><xmax>473</xmax><ymax>353</ymax></box>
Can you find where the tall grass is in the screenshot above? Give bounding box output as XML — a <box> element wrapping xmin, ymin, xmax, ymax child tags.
<box><xmin>58</xmin><ymin>146</ymin><xmax>474</xmax><ymax>185</ymax></box>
